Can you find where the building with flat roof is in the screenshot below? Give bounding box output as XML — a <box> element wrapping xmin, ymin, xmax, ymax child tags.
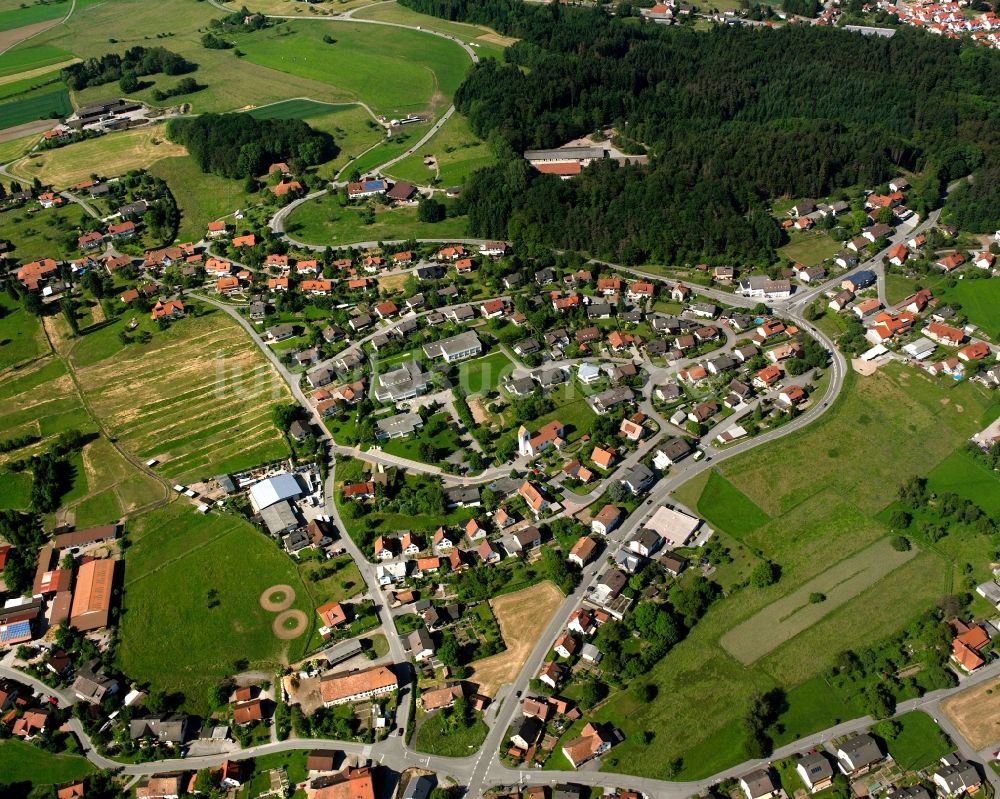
<box><xmin>422</xmin><ymin>331</ymin><xmax>482</xmax><ymax>363</ymax></box>
<box><xmin>248</xmin><ymin>473</ymin><xmax>304</xmax><ymax>513</ymax></box>
<box><xmin>376</xmin><ymin>413</ymin><xmax>424</xmax><ymax>440</ymax></box>
<box><xmin>70</xmin><ymin>559</ymin><xmax>116</xmax><ymax>631</ymax></box>
<box><xmin>644</xmin><ymin>506</ymin><xmax>701</xmax><ymax>548</ymax></box>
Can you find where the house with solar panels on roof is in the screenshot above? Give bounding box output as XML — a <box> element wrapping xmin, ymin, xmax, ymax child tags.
<box><xmin>347</xmin><ymin>179</ymin><xmax>388</xmax><ymax>200</ymax></box>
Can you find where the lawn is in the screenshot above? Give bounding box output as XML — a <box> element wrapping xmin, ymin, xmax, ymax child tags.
<box><xmin>0</xmin><ymin>292</ymin><xmax>47</xmax><ymax>368</ymax></box>
<box><xmin>583</xmin><ymin>364</ymin><xmax>997</xmax><ymax>781</ymax></box>
<box><xmin>297</xmin><ymin>553</ymin><xmax>365</xmax><ymax>605</ymax></box>
<box><xmin>414</xmin><ymin>710</ymin><xmax>488</xmax><ymax>756</ymax></box>
<box><xmin>0</xmin><ymin>739</ymin><xmax>93</xmax><ymax>785</ymax></box>
<box><xmin>0</xmin><ymin>87</ymin><xmax>70</xmax><ymax>131</ymax></box>
<box><xmin>458</xmin><ymin>350</ymin><xmax>514</xmax><ymax>394</ymax></box>
<box><xmin>149</xmin><ymin>155</ymin><xmax>253</xmax><ymax>242</ymax></box>
<box><xmin>884</xmin><ymin>273</ymin><xmax>922</xmax><ymax>306</ymax></box>
<box><xmin>119</xmin><ymin>502</ymin><xmax>314</xmax><ymax>712</ymax></box>
<box><xmin>74</xmin><ymin>307</ymin><xmax>292</xmax><ymax>483</ymax></box>
<box><xmin>285</xmin><ymin>191</ymin><xmax>468</xmax><ymax>245</ymax></box>
<box><xmin>9</xmin><ymin>126</ymin><xmax>186</xmax><ymax>188</ymax></box>
<box><xmin>777</xmin><ymin>230</ymin><xmax>841</xmax><ymax>266</ymax></box>
<box><xmin>887</xmin><ymin>712</ymin><xmax>954</xmax><ymax>771</ymax></box>
<box><xmin>386</xmin><ymin>112</ymin><xmax>495</xmax><ymax>187</ymax></box>
<box><xmin>0</xmin><ymin>44</ymin><xmax>73</xmax><ymax>77</ymax></box>
<box><xmin>233</xmin><ymin>21</ymin><xmax>471</xmax><ymax>118</ymax></box>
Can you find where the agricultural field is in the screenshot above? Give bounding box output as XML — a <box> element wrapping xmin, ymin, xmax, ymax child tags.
<box><xmin>0</xmin><ymin>86</ymin><xmax>70</xmax><ymax>131</ymax></box>
<box><xmin>578</xmin><ymin>364</ymin><xmax>998</xmax><ymax>781</ymax></box>
<box><xmin>353</xmin><ymin>1</ymin><xmax>516</xmax><ymax>60</ymax></box>
<box><xmin>232</xmin><ymin>22</ymin><xmax>471</xmax><ymax>118</ymax></box>
<box><xmin>285</xmin><ymin>191</ymin><xmax>468</xmax><ymax>245</ymax></box>
<box><xmin>149</xmin><ymin>155</ymin><xmax>254</xmax><ymax>242</ymax></box>
<box><xmin>941</xmin><ymin>676</ymin><xmax>1000</xmax><ymax>749</ymax></box>
<box><xmin>74</xmin><ymin>307</ymin><xmax>292</xmax><ymax>483</ymax></box>
<box><xmin>720</xmin><ymin>537</ymin><xmax>917</xmax><ymax>664</ymax></box>
<box><xmin>343</xmin><ymin>122</ymin><xmax>431</xmax><ymax>177</ymax></box>
<box><xmin>0</xmin><ymin>67</ymin><xmax>62</xmax><ymax>100</ymax></box>
<box><xmin>0</xmin><ymin>44</ymin><xmax>73</xmax><ymax>77</ymax></box>
<box><xmin>118</xmin><ymin>501</ymin><xmax>314</xmax><ymax>712</ymax></box>
<box><xmin>386</xmin><ymin>112</ymin><xmax>494</xmax><ymax>187</ymax></box>
<box><xmin>468</xmin><ymin>581</ymin><xmax>564</xmax><ymax>697</ymax></box>
<box><xmin>0</xmin><ymin>0</ymin><xmax>71</xmax><ymax>31</ymax></box>
<box><xmin>0</xmin><ymin>739</ymin><xmax>93</xmax><ymax>785</ymax></box>
<box><xmin>9</xmin><ymin>127</ymin><xmax>186</xmax><ymax>188</ymax></box>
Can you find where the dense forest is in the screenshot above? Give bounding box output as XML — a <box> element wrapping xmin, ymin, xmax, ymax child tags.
<box><xmin>942</xmin><ymin>169</ymin><xmax>1000</xmax><ymax>233</ymax></box>
<box><xmin>62</xmin><ymin>46</ymin><xmax>196</xmax><ymax>91</ymax></box>
<box><xmin>166</xmin><ymin>113</ymin><xmax>336</xmax><ymax>179</ymax></box>
<box><xmin>402</xmin><ymin>0</ymin><xmax>1000</xmax><ymax>264</ymax></box>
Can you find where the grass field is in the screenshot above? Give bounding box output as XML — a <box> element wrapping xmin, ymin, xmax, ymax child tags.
<box><xmin>9</xmin><ymin>126</ymin><xmax>186</xmax><ymax>187</ymax></box>
<box><xmin>581</xmin><ymin>364</ymin><xmax>998</xmax><ymax>781</ymax></box>
<box><xmin>936</xmin><ymin>276</ymin><xmax>1000</xmax><ymax>340</ymax></box>
<box><xmin>691</xmin><ymin>470</ymin><xmax>770</xmax><ymax>537</ymax></box>
<box><xmin>0</xmin><ymin>0</ymin><xmax>70</xmax><ymax>31</ymax></box>
<box><xmin>0</xmin><ymin>201</ymin><xmax>88</xmax><ymax>260</ymax></box>
<box><xmin>353</xmin><ymin>1</ymin><xmax>515</xmax><ymax>60</ymax></box>
<box><xmin>149</xmin><ymin>155</ymin><xmax>253</xmax><ymax>242</ymax></box>
<box><xmin>0</xmin><ymin>44</ymin><xmax>73</xmax><ymax>77</ymax></box>
<box><xmin>74</xmin><ymin>308</ymin><xmax>292</xmax><ymax>483</ymax></box>
<box><xmin>285</xmin><ymin>191</ymin><xmax>468</xmax><ymax>245</ymax></box>
<box><xmin>0</xmin><ymin>132</ymin><xmax>37</xmax><ymax>165</ymax></box>
<box><xmin>888</xmin><ymin>712</ymin><xmax>954</xmax><ymax>771</ymax></box>
<box><xmin>342</xmin><ymin>122</ymin><xmax>430</xmax><ymax>177</ymax></box>
<box><xmin>246</xmin><ymin>98</ymin><xmax>357</xmax><ymax>120</ymax></box>
<box><xmin>926</xmin><ymin>447</ymin><xmax>1000</xmax><ymax>516</ymax></box>
<box><xmin>233</xmin><ymin>22</ymin><xmax>471</xmax><ymax>118</ymax></box>
<box><xmin>720</xmin><ymin>537</ymin><xmax>917</xmax><ymax>664</ymax></box>
<box><xmin>118</xmin><ymin>502</ymin><xmax>313</xmax><ymax>712</ymax></box>
<box><xmin>414</xmin><ymin>710</ymin><xmax>489</xmax><ymax>756</ymax></box>
<box><xmin>0</xmin><ymin>292</ymin><xmax>47</xmax><ymax>368</ymax></box>
<box><xmin>458</xmin><ymin>350</ymin><xmax>514</xmax><ymax>394</ymax></box>
<box><xmin>387</xmin><ymin>112</ymin><xmax>494</xmax><ymax>187</ymax></box>
<box><xmin>777</xmin><ymin>230</ymin><xmax>841</xmax><ymax>267</ymax></box>
<box><xmin>0</xmin><ymin>87</ymin><xmax>71</xmax><ymax>131</ymax></box>
<box><xmin>0</xmin><ymin>739</ymin><xmax>93</xmax><ymax>785</ymax></box>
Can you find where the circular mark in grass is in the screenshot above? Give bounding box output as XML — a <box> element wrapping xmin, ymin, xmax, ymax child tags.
<box><xmin>260</xmin><ymin>584</ymin><xmax>294</xmax><ymax>612</ymax></box>
<box><xmin>273</xmin><ymin>609</ymin><xmax>307</xmax><ymax>640</ymax></box>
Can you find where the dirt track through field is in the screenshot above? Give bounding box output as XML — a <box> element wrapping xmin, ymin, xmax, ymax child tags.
<box><xmin>469</xmin><ymin>581</ymin><xmax>563</xmax><ymax>697</ymax></box>
<box><xmin>941</xmin><ymin>677</ymin><xmax>1000</xmax><ymax>749</ymax></box>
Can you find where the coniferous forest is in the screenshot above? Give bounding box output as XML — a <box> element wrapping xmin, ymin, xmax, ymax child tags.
<box><xmin>402</xmin><ymin>0</ymin><xmax>1000</xmax><ymax>263</ymax></box>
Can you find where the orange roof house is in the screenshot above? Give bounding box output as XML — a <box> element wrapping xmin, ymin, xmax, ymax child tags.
<box><xmin>591</xmin><ymin>446</ymin><xmax>615</xmax><ymax>470</ymax></box>
<box><xmin>958</xmin><ymin>341</ymin><xmax>990</xmax><ymax>362</ymax></box>
<box><xmin>271</xmin><ymin>179</ymin><xmax>303</xmax><ymax>197</ymax></box>
<box><xmin>69</xmin><ymin>558</ymin><xmax>116</xmax><ymax>631</ymax></box>
<box><xmin>17</xmin><ymin>258</ymin><xmax>59</xmax><ymax>290</ymax></box>
<box><xmin>150</xmin><ymin>299</ymin><xmax>185</xmax><ymax>321</ymax></box>
<box><xmin>950</xmin><ymin>619</ymin><xmax>989</xmax><ymax>672</ymax></box>
<box><xmin>317</xmin><ymin>601</ymin><xmax>348</xmax><ymax>629</ymax></box>
<box><xmin>232</xmin><ymin>234</ymin><xmax>256</xmax><ymax>247</ymax></box>
<box><xmin>319</xmin><ymin>665</ymin><xmax>397</xmax><ymax>706</ymax></box>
